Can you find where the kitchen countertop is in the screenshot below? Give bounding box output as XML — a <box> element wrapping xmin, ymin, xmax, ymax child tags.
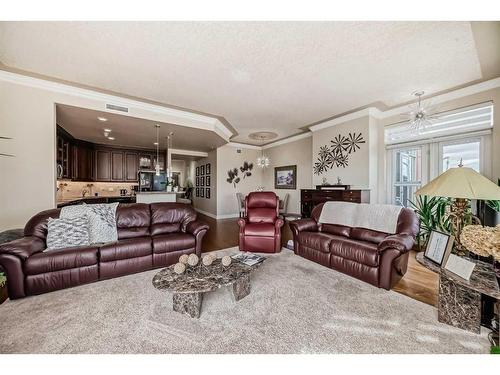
<box><xmin>56</xmin><ymin>195</ymin><xmax>136</xmax><ymax>205</ymax></box>
<box><xmin>136</xmin><ymin>191</ymin><xmax>185</xmax><ymax>195</ymax></box>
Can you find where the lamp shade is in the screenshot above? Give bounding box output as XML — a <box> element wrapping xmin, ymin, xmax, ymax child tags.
<box><xmin>415</xmin><ymin>166</ymin><xmax>500</xmax><ymax>200</ymax></box>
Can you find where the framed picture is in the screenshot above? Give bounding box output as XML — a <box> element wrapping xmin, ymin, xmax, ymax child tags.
<box><xmin>196</xmin><ymin>177</ymin><xmax>199</xmax><ymax>186</ymax></box>
<box><xmin>201</xmin><ymin>176</ymin><xmax>205</xmax><ymax>186</ymax></box>
<box><xmin>200</xmin><ymin>165</ymin><xmax>205</xmax><ymax>175</ymax></box>
<box><xmin>206</xmin><ymin>176</ymin><xmax>211</xmax><ymax>186</ymax></box>
<box><xmin>196</xmin><ymin>167</ymin><xmax>199</xmax><ymax>176</ymax></box>
<box><xmin>195</xmin><ymin>188</ymin><xmax>199</xmax><ymax>197</ymax></box>
<box><xmin>206</xmin><ymin>163</ymin><xmax>211</xmax><ymax>175</ymax></box>
<box><xmin>424</xmin><ymin>230</ymin><xmax>454</xmax><ymax>266</ymax></box>
<box><xmin>205</xmin><ymin>188</ymin><xmax>210</xmax><ymax>199</ymax></box>
<box><xmin>274</xmin><ymin>165</ymin><xmax>297</xmax><ymax>189</ymax></box>
<box><xmin>200</xmin><ymin>188</ymin><xmax>204</xmax><ymax>198</ymax></box>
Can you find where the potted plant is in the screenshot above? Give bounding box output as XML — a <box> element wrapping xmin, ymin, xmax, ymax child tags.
<box><xmin>0</xmin><ymin>271</ymin><xmax>7</xmax><ymax>304</ymax></box>
<box><xmin>484</xmin><ymin>200</ymin><xmax>500</xmax><ymax>227</ymax></box>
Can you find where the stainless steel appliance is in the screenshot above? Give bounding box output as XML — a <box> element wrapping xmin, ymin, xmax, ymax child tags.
<box><xmin>138</xmin><ymin>171</ymin><xmax>166</xmax><ymax>191</ymax></box>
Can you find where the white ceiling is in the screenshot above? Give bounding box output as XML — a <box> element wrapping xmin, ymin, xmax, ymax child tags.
<box><xmin>56</xmin><ymin>104</ymin><xmax>226</xmax><ymax>152</ymax></box>
<box><xmin>0</xmin><ymin>22</ymin><xmax>489</xmax><ymax>144</ymax></box>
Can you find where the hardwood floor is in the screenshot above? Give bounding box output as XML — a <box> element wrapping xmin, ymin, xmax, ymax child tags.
<box><xmin>198</xmin><ymin>213</ymin><xmax>438</xmax><ymax>307</ymax></box>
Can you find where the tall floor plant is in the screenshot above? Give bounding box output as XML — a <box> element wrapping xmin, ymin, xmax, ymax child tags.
<box><xmin>409</xmin><ymin>195</ymin><xmax>451</xmax><ymax>250</ymax></box>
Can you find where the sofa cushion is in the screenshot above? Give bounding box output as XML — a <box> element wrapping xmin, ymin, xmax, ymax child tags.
<box><xmin>320</xmin><ymin>223</ymin><xmax>351</xmax><ymax>238</ymax></box>
<box><xmin>298</xmin><ymin>231</ymin><xmax>339</xmax><ymax>253</ymax></box>
<box><xmin>349</xmin><ymin>227</ymin><xmax>388</xmax><ymax>245</ymax></box>
<box><xmin>152</xmin><ymin>233</ymin><xmax>196</xmax><ymax>254</ymax></box>
<box><xmin>99</xmin><ymin>237</ymin><xmax>152</xmax><ymax>262</ymax></box>
<box><xmin>25</xmin><ymin>246</ymin><xmax>98</xmax><ymax>275</ymax></box>
<box><xmin>150</xmin><ymin>203</ymin><xmax>197</xmax><ymax>236</ymax></box>
<box><xmin>244</xmin><ymin>223</ymin><xmax>275</xmax><ymax>237</ymax></box>
<box><xmin>329</xmin><ymin>237</ymin><xmax>379</xmax><ymax>267</ymax></box>
<box><xmin>116</xmin><ymin>203</ymin><xmax>151</xmax><ymax>239</ymax></box>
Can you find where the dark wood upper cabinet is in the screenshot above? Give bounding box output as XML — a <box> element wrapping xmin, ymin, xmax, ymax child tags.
<box><xmin>95</xmin><ymin>150</ymin><xmax>111</xmax><ymax>181</ymax></box>
<box><xmin>72</xmin><ymin>143</ymin><xmax>94</xmax><ymax>181</ymax></box>
<box><xmin>111</xmin><ymin>151</ymin><xmax>125</xmax><ymax>181</ymax></box>
<box><xmin>125</xmin><ymin>152</ymin><xmax>139</xmax><ymax>181</ymax></box>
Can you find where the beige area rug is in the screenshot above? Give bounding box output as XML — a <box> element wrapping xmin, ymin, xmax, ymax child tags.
<box><xmin>0</xmin><ymin>247</ymin><xmax>491</xmax><ymax>354</ymax></box>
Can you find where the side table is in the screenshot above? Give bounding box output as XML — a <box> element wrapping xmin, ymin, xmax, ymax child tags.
<box><xmin>416</xmin><ymin>252</ymin><xmax>500</xmax><ymax>334</ymax></box>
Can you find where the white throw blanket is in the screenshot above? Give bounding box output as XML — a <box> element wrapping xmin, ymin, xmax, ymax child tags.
<box><xmin>318</xmin><ymin>202</ymin><xmax>402</xmax><ymax>234</ymax></box>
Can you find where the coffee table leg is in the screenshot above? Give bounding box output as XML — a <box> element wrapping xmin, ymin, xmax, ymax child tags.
<box><xmin>173</xmin><ymin>292</ymin><xmax>203</xmax><ymax>318</ymax></box>
<box><xmin>438</xmin><ymin>273</ymin><xmax>481</xmax><ymax>334</ymax></box>
<box><xmin>232</xmin><ymin>274</ymin><xmax>251</xmax><ymax>301</ymax></box>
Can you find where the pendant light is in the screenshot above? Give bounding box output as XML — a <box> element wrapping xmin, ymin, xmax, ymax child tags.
<box><xmin>402</xmin><ymin>90</ymin><xmax>440</xmax><ymax>134</ymax></box>
<box><xmin>166</xmin><ymin>131</ymin><xmax>173</xmax><ymax>178</ymax></box>
<box><xmin>154</xmin><ymin>124</ymin><xmax>161</xmax><ymax>176</ymax></box>
<box><xmin>256</xmin><ymin>135</ymin><xmax>270</xmax><ymax>169</ymax></box>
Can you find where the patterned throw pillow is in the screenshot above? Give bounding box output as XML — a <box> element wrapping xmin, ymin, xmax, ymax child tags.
<box><xmin>46</xmin><ymin>216</ymin><xmax>90</xmax><ymax>250</ymax></box>
<box><xmin>60</xmin><ymin>203</ymin><xmax>119</xmax><ymax>244</ymax></box>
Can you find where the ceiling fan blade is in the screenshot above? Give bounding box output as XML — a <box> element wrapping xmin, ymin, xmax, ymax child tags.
<box><xmin>0</xmin><ymin>136</ymin><xmax>13</xmax><ymax>139</ymax></box>
<box><xmin>0</xmin><ymin>153</ymin><xmax>15</xmax><ymax>157</ymax></box>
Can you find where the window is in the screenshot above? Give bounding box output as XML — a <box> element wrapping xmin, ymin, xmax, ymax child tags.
<box><xmin>440</xmin><ymin>139</ymin><xmax>480</xmax><ymax>173</ymax></box>
<box><xmin>393</xmin><ymin>147</ymin><xmax>423</xmax><ymax>207</ymax></box>
<box><xmin>385</xmin><ymin>102</ymin><xmax>493</xmax><ymax>207</ymax></box>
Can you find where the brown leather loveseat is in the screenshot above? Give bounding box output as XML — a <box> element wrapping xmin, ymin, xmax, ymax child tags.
<box><xmin>290</xmin><ymin>203</ymin><xmax>419</xmax><ymax>290</ymax></box>
<box><xmin>0</xmin><ymin>202</ymin><xmax>209</xmax><ymax>299</ymax></box>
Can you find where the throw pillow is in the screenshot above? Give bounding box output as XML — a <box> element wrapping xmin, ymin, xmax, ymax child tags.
<box><xmin>46</xmin><ymin>216</ymin><xmax>90</xmax><ymax>250</ymax></box>
<box><xmin>59</xmin><ymin>202</ymin><xmax>119</xmax><ymax>244</ymax></box>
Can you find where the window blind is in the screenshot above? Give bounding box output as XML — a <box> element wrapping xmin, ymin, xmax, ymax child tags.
<box><xmin>384</xmin><ymin>102</ymin><xmax>493</xmax><ymax>145</ymax></box>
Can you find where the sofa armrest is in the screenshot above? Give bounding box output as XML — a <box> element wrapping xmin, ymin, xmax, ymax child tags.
<box><xmin>275</xmin><ymin>218</ymin><xmax>284</xmax><ymax>230</ymax></box>
<box><xmin>186</xmin><ymin>220</ymin><xmax>209</xmax><ymax>236</ymax></box>
<box><xmin>289</xmin><ymin>219</ymin><xmax>318</xmax><ymax>236</ymax></box>
<box><xmin>0</xmin><ymin>236</ymin><xmax>45</xmax><ymax>260</ymax></box>
<box><xmin>378</xmin><ymin>234</ymin><xmax>415</xmax><ymax>254</ymax></box>
<box><xmin>237</xmin><ymin>218</ymin><xmax>247</xmax><ymax>232</ymax></box>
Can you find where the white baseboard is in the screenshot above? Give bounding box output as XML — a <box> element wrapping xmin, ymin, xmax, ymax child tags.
<box><xmin>194</xmin><ymin>207</ymin><xmax>239</xmax><ymax>220</ymax></box>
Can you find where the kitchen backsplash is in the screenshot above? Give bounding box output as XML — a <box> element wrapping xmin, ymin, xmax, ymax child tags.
<box><xmin>57</xmin><ymin>181</ymin><xmax>138</xmax><ymax>200</ymax></box>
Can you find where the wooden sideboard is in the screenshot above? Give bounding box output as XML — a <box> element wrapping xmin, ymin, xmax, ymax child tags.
<box><xmin>300</xmin><ymin>188</ymin><xmax>370</xmax><ymax>218</ymax></box>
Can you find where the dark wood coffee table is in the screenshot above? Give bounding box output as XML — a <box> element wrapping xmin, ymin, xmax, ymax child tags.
<box><xmin>152</xmin><ymin>257</ymin><xmax>264</xmax><ymax>318</ymax></box>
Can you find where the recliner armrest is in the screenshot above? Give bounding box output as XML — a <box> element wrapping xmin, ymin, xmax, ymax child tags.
<box><xmin>186</xmin><ymin>220</ymin><xmax>209</xmax><ymax>236</ymax></box>
<box><xmin>0</xmin><ymin>236</ymin><xmax>45</xmax><ymax>260</ymax></box>
<box><xmin>378</xmin><ymin>234</ymin><xmax>415</xmax><ymax>254</ymax></box>
<box><xmin>289</xmin><ymin>219</ymin><xmax>318</xmax><ymax>235</ymax></box>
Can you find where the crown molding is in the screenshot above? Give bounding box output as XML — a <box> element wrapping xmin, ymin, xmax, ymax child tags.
<box><xmin>170</xmin><ymin>148</ymin><xmax>208</xmax><ymax>158</ymax></box>
<box><xmin>226</xmin><ymin>142</ymin><xmax>262</xmax><ymax>150</ymax></box>
<box><xmin>379</xmin><ymin>77</ymin><xmax>500</xmax><ymax>119</ymax></box>
<box><xmin>309</xmin><ymin>108</ymin><xmax>382</xmax><ymax>132</ymax></box>
<box><xmin>0</xmin><ymin>69</ymin><xmax>234</xmax><ymax>141</ymax></box>
<box><xmin>262</xmin><ymin>132</ymin><xmax>312</xmax><ymax>149</ymax></box>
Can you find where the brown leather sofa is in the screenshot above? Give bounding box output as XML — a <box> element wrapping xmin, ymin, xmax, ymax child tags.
<box><xmin>0</xmin><ymin>203</ymin><xmax>209</xmax><ymax>299</ymax></box>
<box><xmin>290</xmin><ymin>203</ymin><xmax>419</xmax><ymax>290</ymax></box>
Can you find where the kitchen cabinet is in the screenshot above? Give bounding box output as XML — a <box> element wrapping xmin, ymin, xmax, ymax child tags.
<box><xmin>111</xmin><ymin>151</ymin><xmax>125</xmax><ymax>181</ymax></box>
<box><xmin>56</xmin><ymin>127</ymin><xmax>72</xmax><ymax>179</ymax></box>
<box><xmin>71</xmin><ymin>143</ymin><xmax>94</xmax><ymax>181</ymax></box>
<box><xmin>95</xmin><ymin>150</ymin><xmax>111</xmax><ymax>181</ymax></box>
<box><xmin>125</xmin><ymin>152</ymin><xmax>139</xmax><ymax>181</ymax></box>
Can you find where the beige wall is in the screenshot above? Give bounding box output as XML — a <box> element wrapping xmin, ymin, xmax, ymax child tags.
<box><xmin>262</xmin><ymin>136</ymin><xmax>313</xmax><ymax>214</ymax></box>
<box><xmin>377</xmin><ymin>87</ymin><xmax>500</xmax><ymax>203</ymax></box>
<box><xmin>193</xmin><ymin>150</ymin><xmax>217</xmax><ymax>216</ymax></box>
<box><xmin>171</xmin><ymin>159</ymin><xmax>187</xmax><ymax>187</ymax></box>
<box><xmin>216</xmin><ymin>145</ymin><xmax>263</xmax><ymax>217</ymax></box>
<box><xmin>312</xmin><ymin>116</ymin><xmax>379</xmax><ymax>201</ymax></box>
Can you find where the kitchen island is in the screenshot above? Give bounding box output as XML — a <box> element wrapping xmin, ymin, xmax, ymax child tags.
<box><xmin>56</xmin><ymin>195</ymin><xmax>136</xmax><ymax>208</ymax></box>
<box><xmin>135</xmin><ymin>191</ymin><xmax>184</xmax><ymax>204</ymax></box>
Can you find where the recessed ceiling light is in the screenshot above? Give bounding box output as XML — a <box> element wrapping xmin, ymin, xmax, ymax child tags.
<box><xmin>107</xmin><ymin>136</ymin><xmax>115</xmax><ymax>140</ymax></box>
<box><xmin>98</xmin><ymin>117</ymin><xmax>108</xmax><ymax>122</ymax></box>
<box><xmin>153</xmin><ymin>142</ymin><xmax>159</xmax><ymax>146</ymax></box>
<box><xmin>104</xmin><ymin>128</ymin><xmax>112</xmax><ymax>133</ymax></box>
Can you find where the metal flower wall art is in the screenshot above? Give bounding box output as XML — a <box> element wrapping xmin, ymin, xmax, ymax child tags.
<box><xmin>227</xmin><ymin>161</ymin><xmax>254</xmax><ymax>187</ymax></box>
<box><xmin>313</xmin><ymin>132</ymin><xmax>365</xmax><ymax>175</ymax></box>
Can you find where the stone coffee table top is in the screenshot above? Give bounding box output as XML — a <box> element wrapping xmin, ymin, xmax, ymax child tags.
<box><xmin>152</xmin><ymin>257</ymin><xmax>263</xmax><ymax>294</ymax></box>
<box><xmin>416</xmin><ymin>252</ymin><xmax>500</xmax><ymax>299</ymax></box>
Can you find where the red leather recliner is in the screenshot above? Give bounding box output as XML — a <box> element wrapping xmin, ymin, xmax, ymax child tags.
<box><xmin>237</xmin><ymin>192</ymin><xmax>284</xmax><ymax>253</ymax></box>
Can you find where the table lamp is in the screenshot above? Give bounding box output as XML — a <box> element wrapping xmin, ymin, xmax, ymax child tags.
<box><xmin>415</xmin><ymin>161</ymin><xmax>500</xmax><ymax>254</ymax></box>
